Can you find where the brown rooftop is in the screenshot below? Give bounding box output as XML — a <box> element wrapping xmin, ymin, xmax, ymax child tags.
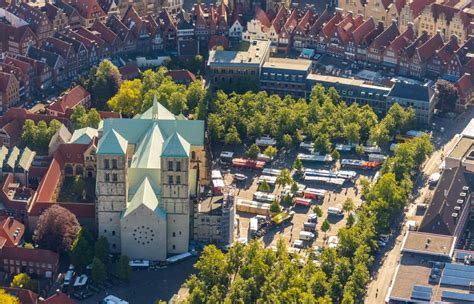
<box><xmin>402</xmin><ymin>231</ymin><xmax>455</xmax><ymax>256</ymax></box>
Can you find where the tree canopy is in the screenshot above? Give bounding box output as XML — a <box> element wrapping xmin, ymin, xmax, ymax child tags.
<box><xmin>21</xmin><ymin>119</ymin><xmax>62</xmax><ymax>154</ymax></box>
<box><xmin>33</xmin><ymin>205</ymin><xmax>80</xmax><ymax>252</ymax></box>
<box><xmin>0</xmin><ymin>289</ymin><xmax>20</xmax><ymax>304</ymax></box>
<box><xmin>70</xmin><ymin>106</ymin><xmax>101</xmax><ymax>129</ymax></box>
<box><xmin>436</xmin><ymin>80</ymin><xmax>458</xmax><ymax>111</ymax></box>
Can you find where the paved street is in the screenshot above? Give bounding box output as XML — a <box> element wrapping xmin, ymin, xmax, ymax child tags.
<box><xmin>364</xmin><ymin>110</ymin><xmax>474</xmax><ymax>303</ymax></box>
<box><xmin>81</xmin><ymin>257</ymin><xmax>198</xmax><ymax>304</ymax></box>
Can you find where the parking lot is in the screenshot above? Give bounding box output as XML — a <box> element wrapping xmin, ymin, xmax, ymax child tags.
<box><xmin>220</xmin><ymin>145</ymin><xmax>380</xmax><ymax>253</ymax></box>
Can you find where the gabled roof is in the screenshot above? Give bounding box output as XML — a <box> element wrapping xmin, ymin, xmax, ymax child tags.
<box><xmin>139</xmin><ymin>97</ymin><xmax>177</xmax><ymax>120</ymax></box>
<box><xmin>68</xmin><ymin>0</ymin><xmax>106</xmax><ymax>20</ymax></box>
<box><xmin>309</xmin><ymin>9</ymin><xmax>331</xmax><ymax>36</ymax></box>
<box><xmin>42</xmin><ymin>37</ymin><xmax>74</xmax><ymax>59</ymax></box>
<box><xmin>403</xmin><ymin>31</ymin><xmax>430</xmax><ymax>59</ymax></box>
<box><xmin>17</xmin><ymin>147</ymin><xmax>35</xmax><ymax>171</ymax></box>
<box><xmin>90</xmin><ymin>20</ymin><xmax>118</xmax><ymax>45</ymax></box>
<box><xmin>41</xmin><ymin>3</ymin><xmax>62</xmax><ymax>22</ymax></box>
<box><xmin>0</xmin><ymin>72</ymin><xmax>14</xmax><ymax>92</ymax></box>
<box><xmin>70</xmin><ymin>127</ymin><xmax>98</xmax><ymax>144</ymax></box>
<box><xmin>121</xmin><ymin>6</ymin><xmax>145</xmax><ymax>37</ymax></box>
<box><xmin>49</xmin><ymin>124</ymin><xmax>72</xmax><ymax>147</ymax></box>
<box><xmin>322</xmin><ymin>10</ymin><xmax>343</xmax><ymax>38</ymax></box>
<box><xmin>165</xmin><ymin>69</ymin><xmax>196</xmax><ymax>83</ymax></box>
<box><xmin>254</xmin><ymin>6</ymin><xmax>271</xmax><ymax>28</ymax></box>
<box><xmin>26</xmin><ymin>46</ymin><xmax>61</xmax><ymax>69</ymax></box>
<box><xmin>409</xmin><ymin>0</ymin><xmax>436</xmax><ymax>18</ymax></box>
<box><xmin>387</xmin><ymin>25</ymin><xmax>415</xmax><ymax>53</ymax></box>
<box><xmin>130</xmin><ymin>124</ymin><xmax>163</xmax><ymax>168</ymax></box>
<box><xmin>371</xmin><ymin>21</ymin><xmax>400</xmax><ymax>49</ymax></box>
<box><xmin>272</xmin><ymin>6</ymin><xmax>289</xmax><ymax>33</ymax></box>
<box><xmin>456</xmin><ymin>35</ymin><xmax>474</xmax><ymax>65</ymax></box>
<box><xmin>456</xmin><ymin>73</ymin><xmax>473</xmax><ymax>97</ymax></box>
<box><xmin>47</xmin><ymin>85</ymin><xmax>90</xmax><ymax>114</ymax></box>
<box><xmin>295</xmin><ymin>9</ymin><xmax>314</xmax><ymax>34</ymax></box>
<box><xmin>436</xmin><ymin>35</ymin><xmax>460</xmax><ymax>62</ymax></box>
<box><xmin>106</xmin><ymin>14</ymin><xmax>130</xmax><ymax>41</ymax></box>
<box><xmin>123</xmin><ymin>177</ymin><xmax>164</xmax><ymax>219</ymax></box>
<box><xmin>283</xmin><ymin>9</ymin><xmax>299</xmax><ymax>33</ymax></box>
<box><xmin>0</xmin><ymin>216</ymin><xmax>24</xmax><ymax>247</ymax></box>
<box><xmin>417</xmin><ymin>32</ymin><xmax>444</xmax><ymax>62</ymax></box>
<box><xmin>97</xmin><ymin>129</ymin><xmax>127</xmax><ymax>155</ymax></box>
<box><xmin>5</xmin><ymin>147</ymin><xmax>19</xmax><ymax>169</ymax></box>
<box><xmin>161</xmin><ymin>132</ymin><xmax>190</xmax><ymax>158</ymax></box>
<box><xmin>55</xmin><ymin>1</ymin><xmax>79</xmax><ymax>18</ymax></box>
<box><xmin>75</xmin><ymin>26</ymin><xmax>106</xmax><ymax>47</ymax></box>
<box><xmin>352</xmin><ymin>17</ymin><xmax>375</xmax><ymax>45</ymax></box>
<box><xmin>7</xmin><ymin>3</ymin><xmax>51</xmax><ymax>34</ymax></box>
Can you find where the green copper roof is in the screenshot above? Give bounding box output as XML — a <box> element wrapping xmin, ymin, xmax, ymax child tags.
<box><xmin>123</xmin><ymin>177</ymin><xmax>165</xmax><ymax>219</ymax></box>
<box><xmin>161</xmin><ymin>132</ymin><xmax>190</xmax><ymax>158</ymax></box>
<box><xmin>139</xmin><ymin>96</ymin><xmax>177</xmax><ymax>120</ymax></box>
<box><xmin>97</xmin><ymin>129</ymin><xmax>128</xmax><ymax>155</ymax></box>
<box><xmin>70</xmin><ymin>127</ymin><xmax>98</xmax><ymax>144</ymax></box>
<box><xmin>130</xmin><ymin>124</ymin><xmax>164</xmax><ymax>169</ymax></box>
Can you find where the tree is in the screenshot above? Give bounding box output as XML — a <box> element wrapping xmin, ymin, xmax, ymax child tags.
<box><xmin>263</xmin><ymin>146</ymin><xmax>278</xmax><ymax>159</ymax></box>
<box><xmin>331</xmin><ymin>149</ymin><xmax>340</xmax><ymax>161</ymax></box>
<box><xmin>11</xmin><ymin>273</ymin><xmax>33</xmax><ymax>290</ymax></box>
<box><xmin>246</xmin><ymin>144</ymin><xmax>261</xmax><ymax>160</ymax></box>
<box><xmin>91</xmin><ymin>60</ymin><xmax>122</xmax><ymax>109</ymax></box>
<box><xmin>270</xmin><ymin>200</ymin><xmax>281</xmax><ymax>213</ymax></box>
<box><xmin>107</xmin><ymin>79</ymin><xmax>143</xmax><ymax>117</ymax></box>
<box><xmin>314</xmin><ymin>133</ymin><xmax>331</xmax><ymax>154</ymax></box>
<box><xmin>276</xmin><ymin>168</ymin><xmax>292</xmax><ymax>188</ymax></box>
<box><xmin>224</xmin><ymin>126</ymin><xmax>241</xmax><ymax>146</ymax></box>
<box><xmin>70</xmin><ymin>105</ymin><xmax>87</xmax><ymax>129</ymax></box>
<box><xmin>346</xmin><ymin>213</ymin><xmax>355</xmax><ymax>227</ymax></box>
<box><xmin>87</xmin><ymin>108</ymin><xmax>101</xmax><ymax>129</ymax></box>
<box><xmin>187</xmin><ymin>80</ymin><xmax>206</xmax><ymax>111</ymax></box>
<box><xmin>281</xmin><ymin>193</ymin><xmax>293</xmax><ymax>205</ymax></box>
<box><xmin>91</xmin><ymin>257</ymin><xmax>107</xmax><ymax>284</ymax></box>
<box><xmin>436</xmin><ymin>80</ymin><xmax>458</xmax><ymax>111</ymax></box>
<box><xmin>0</xmin><ymin>289</ymin><xmax>20</xmax><ymax>304</ymax></box>
<box><xmin>258</xmin><ymin>179</ymin><xmax>271</xmax><ymax>192</ymax></box>
<box><xmin>116</xmin><ymin>255</ymin><xmax>132</xmax><ymax>282</ymax></box>
<box><xmin>312</xmin><ymin>205</ymin><xmax>323</xmax><ymax>217</ymax></box>
<box><xmin>342</xmin><ymin>198</ymin><xmax>355</xmax><ymax>215</ymax></box>
<box><xmin>33</xmin><ymin>205</ymin><xmax>80</xmax><ymax>252</ymax></box>
<box><xmin>94</xmin><ymin>236</ymin><xmax>111</xmax><ymax>266</ymax></box>
<box><xmin>355</xmin><ymin>144</ymin><xmax>365</xmax><ymax>156</ymax></box>
<box><xmin>281</xmin><ymin>134</ymin><xmax>293</xmax><ymax>150</ymax></box>
<box><xmin>23</xmin><ymin>243</ymin><xmax>34</xmax><ymax>249</ymax></box>
<box><xmin>207</xmin><ymin>114</ymin><xmax>224</xmax><ymax>142</ymax></box>
<box><xmin>321</xmin><ymin>219</ymin><xmax>331</xmax><ymax>240</ymax></box>
<box><xmin>21</xmin><ymin>119</ymin><xmax>62</xmax><ymax>153</ymax></box>
<box><xmin>344</xmin><ymin>123</ymin><xmax>361</xmax><ymax>144</ymax></box>
<box><xmin>70</xmin><ymin>228</ymin><xmax>94</xmax><ymax>271</ymax></box>
<box><xmin>292</xmin><ymin>158</ymin><xmax>303</xmax><ymax>174</ymax></box>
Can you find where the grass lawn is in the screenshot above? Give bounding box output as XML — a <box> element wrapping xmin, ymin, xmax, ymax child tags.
<box><xmin>57</xmin><ymin>177</ymin><xmax>96</xmax><ymax>203</ymax></box>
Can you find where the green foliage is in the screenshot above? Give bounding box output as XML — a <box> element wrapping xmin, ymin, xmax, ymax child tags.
<box><xmin>281</xmin><ymin>193</ymin><xmax>293</xmax><ymax>205</ymax></box>
<box><xmin>263</xmin><ymin>145</ymin><xmax>278</xmax><ymax>158</ymax></box>
<box><xmin>281</xmin><ymin>134</ymin><xmax>293</xmax><ymax>150</ymax></box>
<box><xmin>70</xmin><ymin>105</ymin><xmax>101</xmax><ymax>129</ymax></box>
<box><xmin>94</xmin><ymin>236</ymin><xmax>111</xmax><ymax>266</ymax></box>
<box><xmin>116</xmin><ymin>255</ymin><xmax>132</xmax><ymax>282</ymax></box>
<box><xmin>107</xmin><ymin>79</ymin><xmax>143</xmax><ymax>117</ymax></box>
<box><xmin>293</xmin><ymin>158</ymin><xmax>303</xmax><ymax>173</ymax></box>
<box><xmin>370</xmin><ymin>103</ymin><xmax>416</xmax><ymax>147</ymax></box>
<box><xmin>89</xmin><ymin>60</ymin><xmax>122</xmax><ymax>109</ymax></box>
<box><xmin>312</xmin><ymin>205</ymin><xmax>323</xmax><ymax>217</ymax></box>
<box><xmin>23</xmin><ymin>243</ymin><xmax>34</xmax><ymax>249</ymax></box>
<box><xmin>246</xmin><ymin>144</ymin><xmax>261</xmax><ymax>160</ymax></box>
<box><xmin>11</xmin><ymin>273</ymin><xmax>33</xmax><ymax>290</ymax></box>
<box><xmin>342</xmin><ymin>198</ymin><xmax>355</xmax><ymax>214</ymax></box>
<box><xmin>331</xmin><ymin>149</ymin><xmax>340</xmax><ymax>161</ymax></box>
<box><xmin>355</xmin><ymin>144</ymin><xmax>364</xmax><ymax>156</ymax></box>
<box><xmin>258</xmin><ymin>179</ymin><xmax>270</xmax><ymax>193</ymax></box>
<box><xmin>314</xmin><ymin>134</ymin><xmax>332</xmax><ymax>154</ymax></box>
<box><xmin>321</xmin><ymin>219</ymin><xmax>331</xmax><ymax>235</ymax></box>
<box><xmin>69</xmin><ymin>228</ymin><xmax>94</xmax><ymax>271</ymax></box>
<box><xmin>270</xmin><ymin>200</ymin><xmax>282</xmax><ymax>213</ymax></box>
<box><xmin>91</xmin><ymin>257</ymin><xmax>107</xmax><ymax>284</ymax></box>
<box><xmin>21</xmin><ymin>119</ymin><xmax>62</xmax><ymax>154</ymax></box>
<box><xmin>276</xmin><ymin>168</ymin><xmax>292</xmax><ymax>188</ymax></box>
<box><xmin>224</xmin><ymin>126</ymin><xmax>241</xmax><ymax>146</ymax></box>
<box><xmin>436</xmin><ymin>80</ymin><xmax>458</xmax><ymax>111</ymax></box>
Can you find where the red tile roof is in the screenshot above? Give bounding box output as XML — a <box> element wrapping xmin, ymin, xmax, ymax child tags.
<box><xmin>371</xmin><ymin>21</ymin><xmax>400</xmax><ymax>49</ymax></box>
<box><xmin>309</xmin><ymin>9</ymin><xmax>331</xmax><ymax>36</ymax></box>
<box><xmin>208</xmin><ymin>35</ymin><xmax>229</xmax><ymax>49</ymax></box>
<box><xmin>255</xmin><ymin>6</ymin><xmax>271</xmax><ymax>28</ymax></box>
<box><xmin>417</xmin><ymin>32</ymin><xmax>444</xmax><ymax>62</ymax></box>
<box><xmin>271</xmin><ymin>6</ymin><xmax>288</xmax><ymax>33</ymax></box>
<box><xmin>90</xmin><ymin>20</ymin><xmax>118</xmax><ymax>45</ymax></box>
<box><xmin>387</xmin><ymin>25</ymin><xmax>415</xmax><ymax>53</ymax></box>
<box><xmin>0</xmin><ymin>216</ymin><xmax>25</xmax><ymax>248</ymax></box>
<box><xmin>0</xmin><ymin>72</ymin><xmax>14</xmax><ymax>92</ymax></box>
<box><xmin>119</xmin><ymin>63</ymin><xmax>140</xmax><ymax>79</ymax></box>
<box><xmin>352</xmin><ymin>17</ymin><xmax>376</xmax><ymax>45</ymax></box>
<box><xmin>295</xmin><ymin>9</ymin><xmax>314</xmax><ymax>34</ymax></box>
<box><xmin>58</xmin><ymin>202</ymin><xmax>95</xmax><ymax>218</ymax></box>
<box><xmin>436</xmin><ymin>35</ymin><xmax>460</xmax><ymax>62</ymax></box>
<box><xmin>47</xmin><ymin>85</ymin><xmax>90</xmax><ymax>114</ymax></box>
<box><xmin>68</xmin><ymin>0</ymin><xmax>106</xmax><ymax>20</ymax></box>
<box><xmin>409</xmin><ymin>0</ymin><xmax>436</xmax><ymax>18</ymax></box>
<box><xmin>403</xmin><ymin>31</ymin><xmax>430</xmax><ymax>59</ymax></box>
<box><xmin>322</xmin><ymin>10</ymin><xmax>343</xmax><ymax>38</ymax></box>
<box><xmin>166</xmin><ymin>69</ymin><xmax>197</xmax><ymax>83</ymax></box>
<box><xmin>456</xmin><ymin>73</ymin><xmax>473</xmax><ymax>98</ymax></box>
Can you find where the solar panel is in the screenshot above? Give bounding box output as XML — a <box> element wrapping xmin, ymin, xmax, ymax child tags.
<box><xmin>445</xmin><ymin>263</ymin><xmax>474</xmax><ymax>273</ymax></box>
<box><xmin>440</xmin><ymin>275</ymin><xmax>471</xmax><ymax>287</ymax></box>
<box><xmin>441</xmin><ymin>291</ymin><xmax>474</xmax><ymax>302</ymax></box>
<box><xmin>413</xmin><ymin>285</ymin><xmax>433</xmax><ymax>293</ymax></box>
<box><xmin>443</xmin><ymin>268</ymin><xmax>474</xmax><ymax>279</ymax></box>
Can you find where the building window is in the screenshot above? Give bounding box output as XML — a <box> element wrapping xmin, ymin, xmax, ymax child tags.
<box><xmin>172</xmin><ymin>245</ymin><xmax>176</xmax><ymax>250</ymax></box>
<box><xmin>168</xmin><ymin>161</ymin><xmax>173</xmax><ymax>171</ymax></box>
<box><xmin>176</xmin><ymin>175</ymin><xmax>181</xmax><ymax>185</ymax></box>
<box><xmin>191</xmin><ymin>151</ymin><xmax>196</xmax><ymax>160</ymax></box>
<box><xmin>112</xmin><ymin>173</ymin><xmax>117</xmax><ymax>182</ymax></box>
<box><xmin>112</xmin><ymin>231</ymin><xmax>115</xmax><ymax>236</ymax></box>
<box><xmin>104</xmin><ymin>159</ymin><xmax>109</xmax><ymax>169</ymax></box>
<box><xmin>105</xmin><ymin>173</ymin><xmax>110</xmax><ymax>181</ymax></box>
<box><xmin>176</xmin><ymin>161</ymin><xmax>181</xmax><ymax>171</ymax></box>
<box><xmin>168</xmin><ymin>175</ymin><xmax>173</xmax><ymax>184</ymax></box>
<box><xmin>112</xmin><ymin>159</ymin><xmax>118</xmax><ymax>169</ymax></box>
<box><xmin>172</xmin><ymin>232</ymin><xmax>176</xmax><ymax>237</ymax></box>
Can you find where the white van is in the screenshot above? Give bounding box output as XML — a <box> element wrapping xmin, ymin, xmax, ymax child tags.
<box><xmin>299</xmin><ymin>231</ymin><xmax>315</xmax><ymax>241</ymax></box>
<box><xmin>327</xmin><ymin>207</ymin><xmax>343</xmax><ymax>216</ymax></box>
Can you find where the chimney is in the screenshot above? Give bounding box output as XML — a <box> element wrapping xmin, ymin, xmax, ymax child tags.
<box><xmin>407</xmin><ymin>22</ymin><xmax>414</xmax><ymax>30</ymax></box>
